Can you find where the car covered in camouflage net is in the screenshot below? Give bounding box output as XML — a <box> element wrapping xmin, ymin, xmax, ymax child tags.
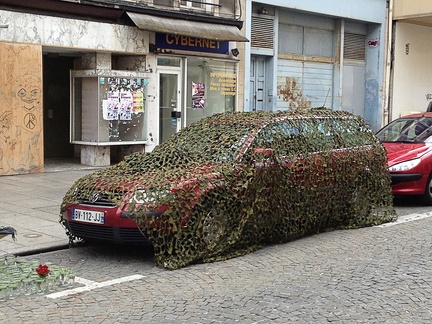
<box><xmin>60</xmin><ymin>109</ymin><xmax>396</xmax><ymax>269</ymax></box>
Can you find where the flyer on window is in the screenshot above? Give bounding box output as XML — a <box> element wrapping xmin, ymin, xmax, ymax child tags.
<box><xmin>192</xmin><ymin>82</ymin><xmax>205</xmax><ymax>109</ymax></box>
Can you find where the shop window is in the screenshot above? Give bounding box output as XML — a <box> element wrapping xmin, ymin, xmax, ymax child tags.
<box><xmin>71</xmin><ymin>72</ymin><xmax>148</xmax><ymax>144</ymax></box>
<box><xmin>186</xmin><ymin>58</ymin><xmax>236</xmax><ymax>126</ymax></box>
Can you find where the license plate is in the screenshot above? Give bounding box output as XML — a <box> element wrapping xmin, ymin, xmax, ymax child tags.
<box><xmin>72</xmin><ymin>209</ymin><xmax>105</xmax><ymax>224</ymax></box>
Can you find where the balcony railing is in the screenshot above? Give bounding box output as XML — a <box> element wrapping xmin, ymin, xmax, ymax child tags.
<box><xmin>117</xmin><ymin>0</ymin><xmax>242</xmax><ymax>20</ymax></box>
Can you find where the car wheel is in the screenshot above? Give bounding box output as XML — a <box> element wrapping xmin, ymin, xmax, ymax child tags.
<box><xmin>421</xmin><ymin>174</ymin><xmax>432</xmax><ymax>205</ymax></box>
<box><xmin>343</xmin><ymin>178</ymin><xmax>371</xmax><ymax>227</ymax></box>
<box><xmin>157</xmin><ymin>193</ymin><xmax>241</xmax><ymax>269</ymax></box>
<box><xmin>193</xmin><ymin>192</ymin><xmax>243</xmax><ymax>253</ymax></box>
<box><xmin>200</xmin><ymin>204</ymin><xmax>228</xmax><ymax>251</ymax></box>
<box><xmin>351</xmin><ymin>185</ymin><xmax>370</xmax><ymax>217</ymax></box>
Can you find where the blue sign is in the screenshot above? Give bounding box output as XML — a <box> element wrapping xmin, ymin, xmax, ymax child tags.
<box><xmin>155</xmin><ymin>33</ymin><xmax>229</xmax><ymax>54</ymax></box>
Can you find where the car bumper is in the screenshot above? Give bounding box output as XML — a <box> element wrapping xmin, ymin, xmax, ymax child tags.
<box><xmin>390</xmin><ymin>173</ymin><xmax>422</xmax><ymax>185</ymax></box>
<box><xmin>390</xmin><ymin>173</ymin><xmax>426</xmax><ymax>196</ymax></box>
<box><xmin>63</xmin><ymin>220</ymin><xmax>151</xmax><ymax>245</ymax></box>
<box><xmin>62</xmin><ymin>204</ymin><xmax>166</xmax><ymax>244</ymax></box>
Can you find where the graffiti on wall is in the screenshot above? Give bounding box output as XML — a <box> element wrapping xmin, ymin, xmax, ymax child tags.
<box><xmin>0</xmin><ymin>43</ymin><xmax>43</xmax><ymax>175</ymax></box>
<box><xmin>277</xmin><ymin>77</ymin><xmax>312</xmax><ymax>110</ymax></box>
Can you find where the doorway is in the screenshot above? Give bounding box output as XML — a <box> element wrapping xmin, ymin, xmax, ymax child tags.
<box><xmin>158</xmin><ymin>70</ymin><xmax>182</xmax><ymax>143</ymax></box>
<box><xmin>250</xmin><ymin>56</ymin><xmax>268</xmax><ymax>111</ymax></box>
<box><xmin>43</xmin><ymin>55</ymin><xmax>75</xmax><ymax>160</ymax></box>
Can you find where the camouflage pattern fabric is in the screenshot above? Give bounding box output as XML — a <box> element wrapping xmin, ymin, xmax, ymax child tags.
<box><xmin>60</xmin><ymin>109</ymin><xmax>396</xmax><ymax>269</ymax></box>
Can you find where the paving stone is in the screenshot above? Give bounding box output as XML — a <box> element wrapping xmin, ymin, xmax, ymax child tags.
<box><xmin>1</xmin><ymin>208</ymin><xmax>432</xmax><ymax>322</ymax></box>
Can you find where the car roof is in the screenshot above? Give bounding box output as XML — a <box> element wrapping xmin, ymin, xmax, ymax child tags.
<box><xmin>203</xmin><ymin>108</ymin><xmax>359</xmax><ymax>130</ymax></box>
<box><xmin>398</xmin><ymin>112</ymin><xmax>432</xmax><ymax>119</ymax></box>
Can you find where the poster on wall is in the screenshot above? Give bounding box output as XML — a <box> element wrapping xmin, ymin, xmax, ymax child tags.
<box><xmin>102</xmin><ymin>78</ymin><xmax>145</xmax><ymax>120</ymax></box>
<box><xmin>119</xmin><ymin>91</ymin><xmax>133</xmax><ymax>121</ymax></box>
<box><xmin>103</xmin><ymin>91</ymin><xmax>119</xmax><ymax>120</ymax></box>
<box><xmin>192</xmin><ymin>82</ymin><xmax>205</xmax><ymax>109</ymax></box>
<box><xmin>133</xmin><ymin>91</ymin><xmax>144</xmax><ymax>113</ymax></box>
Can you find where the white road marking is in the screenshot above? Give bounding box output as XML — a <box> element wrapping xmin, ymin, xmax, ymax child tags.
<box><xmin>377</xmin><ymin>212</ymin><xmax>432</xmax><ymax>227</ymax></box>
<box><xmin>75</xmin><ymin>277</ymin><xmax>94</xmax><ymax>286</ymax></box>
<box><xmin>46</xmin><ymin>274</ymin><xmax>144</xmax><ymax>299</ymax></box>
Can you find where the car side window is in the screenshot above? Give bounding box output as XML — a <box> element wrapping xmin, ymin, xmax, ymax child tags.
<box><xmin>297</xmin><ymin>118</ymin><xmax>339</xmax><ymax>152</ymax></box>
<box><xmin>331</xmin><ymin>118</ymin><xmax>376</xmax><ymax>147</ymax></box>
<box><xmin>248</xmin><ymin>116</ymin><xmax>375</xmax><ymax>162</ymax></box>
<box><xmin>254</xmin><ymin>120</ymin><xmax>303</xmax><ymax>157</ymax></box>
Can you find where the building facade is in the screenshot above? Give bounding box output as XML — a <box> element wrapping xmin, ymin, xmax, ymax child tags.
<box><xmin>242</xmin><ymin>0</ymin><xmax>390</xmax><ymax>132</ymax></box>
<box><xmin>390</xmin><ymin>0</ymin><xmax>432</xmax><ymax>119</ymax></box>
<box><xmin>0</xmin><ymin>0</ymin><xmax>247</xmax><ymax>175</ymax></box>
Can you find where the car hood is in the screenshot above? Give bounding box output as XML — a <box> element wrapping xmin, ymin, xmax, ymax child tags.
<box><xmin>382</xmin><ymin>142</ymin><xmax>432</xmax><ymax>165</ymax></box>
<box><xmin>61</xmin><ymin>158</ymin><xmax>235</xmax><ymax>209</ymax></box>
<box><xmin>97</xmin><ymin>160</ymin><xmax>229</xmax><ymax>190</ymax></box>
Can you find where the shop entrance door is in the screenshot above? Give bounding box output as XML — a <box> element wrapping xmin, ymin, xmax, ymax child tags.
<box><xmin>159</xmin><ymin>71</ymin><xmax>182</xmax><ymax>143</ymax></box>
<box><xmin>250</xmin><ymin>56</ymin><xmax>267</xmax><ymax>111</ymax></box>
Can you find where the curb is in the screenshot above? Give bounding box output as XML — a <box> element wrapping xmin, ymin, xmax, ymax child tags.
<box><xmin>14</xmin><ymin>244</ymin><xmax>70</xmax><ymax>257</ymax></box>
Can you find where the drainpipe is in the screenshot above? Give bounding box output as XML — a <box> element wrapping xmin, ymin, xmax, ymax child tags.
<box><xmin>383</xmin><ymin>0</ymin><xmax>394</xmax><ymax>126</ymax></box>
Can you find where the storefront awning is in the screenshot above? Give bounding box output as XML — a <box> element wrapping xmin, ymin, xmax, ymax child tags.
<box><xmin>127</xmin><ymin>12</ymin><xmax>249</xmax><ymax>42</ymax></box>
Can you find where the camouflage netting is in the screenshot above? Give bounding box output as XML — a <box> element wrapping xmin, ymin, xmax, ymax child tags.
<box><xmin>60</xmin><ymin>108</ymin><xmax>397</xmax><ymax>269</ymax></box>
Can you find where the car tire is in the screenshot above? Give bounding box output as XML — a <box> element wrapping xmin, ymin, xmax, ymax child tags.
<box><xmin>157</xmin><ymin>192</ymin><xmax>243</xmax><ymax>269</ymax></box>
<box><xmin>194</xmin><ymin>192</ymin><xmax>243</xmax><ymax>252</ymax></box>
<box><xmin>421</xmin><ymin>174</ymin><xmax>432</xmax><ymax>205</ymax></box>
<box><xmin>158</xmin><ymin>194</ymin><xmax>232</xmax><ymax>268</ymax></box>
<box><xmin>200</xmin><ymin>203</ymin><xmax>229</xmax><ymax>251</ymax></box>
<box><xmin>351</xmin><ymin>184</ymin><xmax>370</xmax><ymax>217</ymax></box>
<box><xmin>343</xmin><ymin>177</ymin><xmax>371</xmax><ymax>227</ymax></box>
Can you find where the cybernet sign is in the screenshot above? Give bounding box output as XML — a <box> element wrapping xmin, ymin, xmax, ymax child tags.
<box><xmin>155</xmin><ymin>33</ymin><xmax>229</xmax><ymax>54</ymax></box>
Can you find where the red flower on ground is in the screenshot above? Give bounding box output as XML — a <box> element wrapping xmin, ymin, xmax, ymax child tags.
<box><xmin>36</xmin><ymin>264</ymin><xmax>50</xmax><ymax>278</ymax></box>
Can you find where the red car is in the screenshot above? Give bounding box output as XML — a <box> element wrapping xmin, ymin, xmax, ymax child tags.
<box><xmin>376</xmin><ymin>112</ymin><xmax>432</xmax><ymax>205</ymax></box>
<box><xmin>61</xmin><ymin>109</ymin><xmax>395</xmax><ymax>269</ymax></box>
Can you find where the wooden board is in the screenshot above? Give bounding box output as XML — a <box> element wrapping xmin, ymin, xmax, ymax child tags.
<box><xmin>0</xmin><ymin>43</ymin><xmax>44</xmax><ymax>175</ymax></box>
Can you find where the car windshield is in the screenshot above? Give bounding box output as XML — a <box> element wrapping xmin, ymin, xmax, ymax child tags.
<box><xmin>376</xmin><ymin>117</ymin><xmax>432</xmax><ymax>143</ymax></box>
<box><xmin>166</xmin><ymin>122</ymin><xmax>254</xmax><ymax>163</ymax></box>
<box><xmin>121</xmin><ymin>120</ymin><xmax>256</xmax><ymax>172</ymax></box>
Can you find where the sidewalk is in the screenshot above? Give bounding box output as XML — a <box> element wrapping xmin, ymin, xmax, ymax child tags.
<box><xmin>0</xmin><ymin>161</ymin><xmax>104</xmax><ymax>256</ymax></box>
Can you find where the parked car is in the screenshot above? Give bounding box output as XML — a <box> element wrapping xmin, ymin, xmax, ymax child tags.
<box><xmin>376</xmin><ymin>112</ymin><xmax>432</xmax><ymax>205</ymax></box>
<box><xmin>60</xmin><ymin>109</ymin><xmax>396</xmax><ymax>269</ymax></box>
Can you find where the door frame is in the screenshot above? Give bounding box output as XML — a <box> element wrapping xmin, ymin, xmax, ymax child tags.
<box><xmin>250</xmin><ymin>55</ymin><xmax>270</xmax><ymax>111</ymax></box>
<box><xmin>157</xmin><ymin>65</ymin><xmax>183</xmax><ymax>144</ymax></box>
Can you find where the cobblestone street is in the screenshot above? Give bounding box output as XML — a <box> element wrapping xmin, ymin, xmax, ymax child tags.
<box><xmin>1</xmin><ymin>210</ymin><xmax>431</xmax><ymax>323</ymax></box>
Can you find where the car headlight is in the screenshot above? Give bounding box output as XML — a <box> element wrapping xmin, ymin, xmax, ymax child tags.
<box><xmin>389</xmin><ymin>158</ymin><xmax>421</xmax><ymax>172</ymax></box>
<box><xmin>130</xmin><ymin>189</ymin><xmax>172</xmax><ymax>204</ymax></box>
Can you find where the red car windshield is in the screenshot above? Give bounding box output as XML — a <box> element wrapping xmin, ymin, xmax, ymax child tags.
<box><xmin>166</xmin><ymin>123</ymin><xmax>253</xmax><ymax>163</ymax></box>
<box><xmin>122</xmin><ymin>121</ymin><xmax>255</xmax><ymax>172</ymax></box>
<box><xmin>376</xmin><ymin>117</ymin><xmax>432</xmax><ymax>143</ymax></box>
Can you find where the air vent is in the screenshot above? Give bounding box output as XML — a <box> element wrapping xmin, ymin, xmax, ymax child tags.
<box><xmin>344</xmin><ymin>33</ymin><xmax>365</xmax><ymax>61</ymax></box>
<box><xmin>251</xmin><ymin>14</ymin><xmax>274</xmax><ymax>49</ymax></box>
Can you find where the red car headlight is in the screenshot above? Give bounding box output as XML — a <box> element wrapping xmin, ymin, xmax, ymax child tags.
<box><xmin>389</xmin><ymin>158</ymin><xmax>421</xmax><ymax>172</ymax></box>
<box><xmin>130</xmin><ymin>189</ymin><xmax>172</xmax><ymax>204</ymax></box>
